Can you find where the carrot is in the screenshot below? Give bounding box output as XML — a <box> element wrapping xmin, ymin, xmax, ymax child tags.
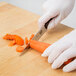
<box><xmin>64</xmin><ymin>58</ymin><xmax>74</xmax><ymax>65</ymax></box>
<box><xmin>29</xmin><ymin>40</ymin><xmax>50</xmax><ymax>53</ymax></box>
<box><xmin>29</xmin><ymin>34</ymin><xmax>34</xmax><ymax>40</ymax></box>
<box><xmin>8</xmin><ymin>40</ymin><xmax>16</xmax><ymax>46</ymax></box>
<box><xmin>3</xmin><ymin>34</ymin><xmax>14</xmax><ymax>40</ymax></box>
<box><xmin>29</xmin><ymin>40</ymin><xmax>74</xmax><ymax>64</ymax></box>
<box><xmin>25</xmin><ymin>37</ymin><xmax>28</xmax><ymax>45</ymax></box>
<box><xmin>16</xmin><ymin>46</ymin><xmax>24</xmax><ymax>52</ymax></box>
<box><xmin>14</xmin><ymin>35</ymin><xmax>24</xmax><ymax>45</ymax></box>
<box><xmin>3</xmin><ymin>34</ymin><xmax>24</xmax><ymax>45</ymax></box>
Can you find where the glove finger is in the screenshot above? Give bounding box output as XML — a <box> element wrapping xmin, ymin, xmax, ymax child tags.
<box><xmin>47</xmin><ymin>14</ymin><xmax>61</xmax><ymax>29</ymax></box>
<box><xmin>38</xmin><ymin>10</ymin><xmax>59</xmax><ymax>29</ymax></box>
<box><xmin>63</xmin><ymin>59</ymin><xmax>76</xmax><ymax>72</ymax></box>
<box><xmin>54</xmin><ymin>13</ymin><xmax>62</xmax><ymax>25</ymax></box>
<box><xmin>41</xmin><ymin>44</ymin><xmax>56</xmax><ymax>57</ymax></box>
<box><xmin>52</xmin><ymin>46</ymin><xmax>76</xmax><ymax>69</ymax></box>
<box><xmin>48</xmin><ymin>41</ymin><xmax>71</xmax><ymax>63</ymax></box>
<box><xmin>42</xmin><ymin>36</ymin><xmax>71</xmax><ymax>57</ymax></box>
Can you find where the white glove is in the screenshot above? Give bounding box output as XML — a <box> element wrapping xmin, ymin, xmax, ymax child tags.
<box><xmin>38</xmin><ymin>0</ymin><xmax>75</xmax><ymax>29</ymax></box>
<box><xmin>42</xmin><ymin>29</ymin><xmax>76</xmax><ymax>72</ymax></box>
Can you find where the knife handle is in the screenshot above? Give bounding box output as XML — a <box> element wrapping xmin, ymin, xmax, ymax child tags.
<box><xmin>44</xmin><ymin>18</ymin><xmax>54</xmax><ymax>29</ymax></box>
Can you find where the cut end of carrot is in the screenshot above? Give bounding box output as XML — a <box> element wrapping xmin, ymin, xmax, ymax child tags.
<box><xmin>8</xmin><ymin>40</ymin><xmax>16</xmax><ymax>46</ymax></box>
<box><xmin>16</xmin><ymin>46</ymin><xmax>24</xmax><ymax>52</ymax></box>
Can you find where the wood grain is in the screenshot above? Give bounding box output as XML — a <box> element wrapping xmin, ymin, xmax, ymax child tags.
<box><xmin>0</xmin><ymin>2</ymin><xmax>76</xmax><ymax>76</ymax></box>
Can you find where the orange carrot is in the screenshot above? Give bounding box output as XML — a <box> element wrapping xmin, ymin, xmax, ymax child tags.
<box><xmin>14</xmin><ymin>35</ymin><xmax>24</xmax><ymax>45</ymax></box>
<box><xmin>3</xmin><ymin>34</ymin><xmax>14</xmax><ymax>40</ymax></box>
<box><xmin>64</xmin><ymin>58</ymin><xmax>74</xmax><ymax>65</ymax></box>
<box><xmin>3</xmin><ymin>34</ymin><xmax>24</xmax><ymax>45</ymax></box>
<box><xmin>29</xmin><ymin>40</ymin><xmax>50</xmax><ymax>53</ymax></box>
<box><xmin>16</xmin><ymin>46</ymin><xmax>24</xmax><ymax>52</ymax></box>
<box><xmin>25</xmin><ymin>37</ymin><xmax>28</xmax><ymax>45</ymax></box>
<box><xmin>29</xmin><ymin>34</ymin><xmax>34</xmax><ymax>40</ymax></box>
<box><xmin>8</xmin><ymin>40</ymin><xmax>16</xmax><ymax>46</ymax></box>
<box><xmin>29</xmin><ymin>40</ymin><xmax>74</xmax><ymax>64</ymax></box>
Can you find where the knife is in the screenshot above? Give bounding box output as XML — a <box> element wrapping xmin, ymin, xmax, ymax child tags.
<box><xmin>20</xmin><ymin>18</ymin><xmax>53</xmax><ymax>56</ymax></box>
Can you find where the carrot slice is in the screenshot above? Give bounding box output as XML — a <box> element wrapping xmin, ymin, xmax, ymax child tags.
<box><xmin>3</xmin><ymin>34</ymin><xmax>24</xmax><ymax>45</ymax></box>
<box><xmin>9</xmin><ymin>40</ymin><xmax>16</xmax><ymax>46</ymax></box>
<box><xmin>16</xmin><ymin>46</ymin><xmax>24</xmax><ymax>52</ymax></box>
<box><xmin>25</xmin><ymin>37</ymin><xmax>28</xmax><ymax>45</ymax></box>
<box><xmin>29</xmin><ymin>34</ymin><xmax>34</xmax><ymax>40</ymax></box>
<box><xmin>3</xmin><ymin>34</ymin><xmax>14</xmax><ymax>40</ymax></box>
<box><xmin>14</xmin><ymin>35</ymin><xmax>24</xmax><ymax>45</ymax></box>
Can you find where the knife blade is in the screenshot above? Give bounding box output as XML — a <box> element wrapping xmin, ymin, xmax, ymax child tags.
<box><xmin>32</xmin><ymin>27</ymin><xmax>46</xmax><ymax>40</ymax></box>
<box><xmin>32</xmin><ymin>18</ymin><xmax>54</xmax><ymax>40</ymax></box>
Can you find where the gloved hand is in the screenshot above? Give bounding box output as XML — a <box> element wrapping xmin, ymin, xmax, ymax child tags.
<box><xmin>42</xmin><ymin>29</ymin><xmax>76</xmax><ymax>72</ymax></box>
<box><xmin>38</xmin><ymin>0</ymin><xmax>75</xmax><ymax>29</ymax></box>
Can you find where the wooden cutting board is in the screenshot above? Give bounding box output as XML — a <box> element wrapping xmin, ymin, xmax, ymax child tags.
<box><xmin>0</xmin><ymin>2</ymin><xmax>76</xmax><ymax>76</ymax></box>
